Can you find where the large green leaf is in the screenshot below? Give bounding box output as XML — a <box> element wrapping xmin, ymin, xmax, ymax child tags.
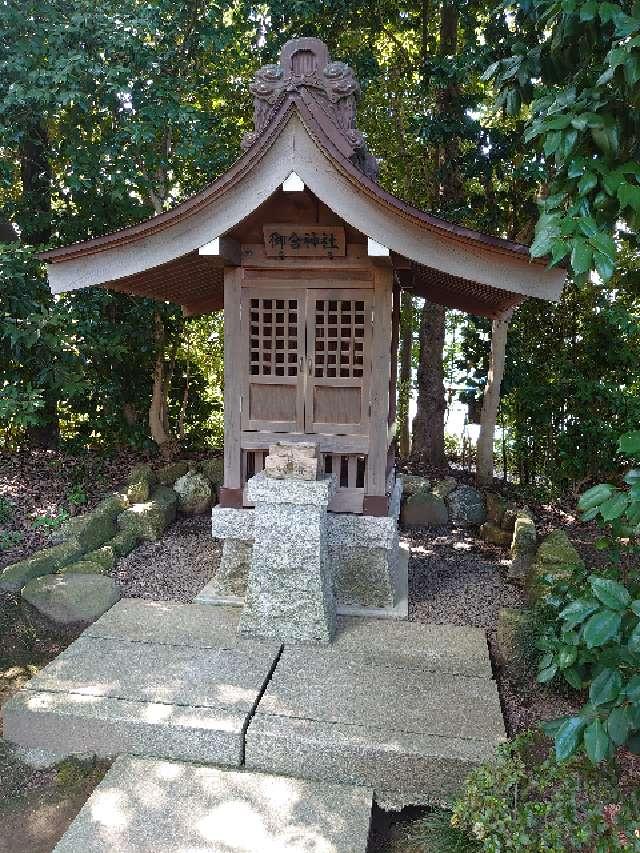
<box><xmin>584</xmin><ymin>718</ymin><xmax>610</xmax><ymax>763</ymax></box>
<box><xmin>598</xmin><ymin>492</ymin><xmax>630</xmax><ymax>521</ymax></box>
<box><xmin>607</xmin><ymin>706</ymin><xmax>631</xmax><ymax>745</ymax></box>
<box><xmin>578</xmin><ymin>483</ymin><xmax>615</xmax><ymax>511</ymax></box>
<box><xmin>570</xmin><ymin>239</ymin><xmax>592</xmax><ymax>274</ymax></box>
<box><xmin>582</xmin><ymin>609</ymin><xmax>622</xmax><ymax>648</ymax></box>
<box><xmin>626</xmin><ymin>675</ymin><xmax>640</xmax><ymax>703</ymax></box>
<box><xmin>589</xmin><ymin>668</ymin><xmax>622</xmax><ymax>706</ymax></box>
<box><xmin>560</xmin><ymin>598</ymin><xmax>600</xmax><ymax>630</ymax></box>
<box><xmin>554</xmin><ymin>716</ymin><xmax>587</xmax><ymax>761</ymax></box>
<box><xmin>590</xmin><ymin>576</ymin><xmax>631</xmax><ymax>609</ymax></box>
<box><xmin>619</xmin><ymin>432</ymin><xmax>640</xmax><ymax>456</ymax></box>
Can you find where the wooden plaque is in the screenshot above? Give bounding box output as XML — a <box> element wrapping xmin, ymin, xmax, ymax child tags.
<box><xmin>263</xmin><ymin>224</ymin><xmax>346</xmax><ymax>258</ymax></box>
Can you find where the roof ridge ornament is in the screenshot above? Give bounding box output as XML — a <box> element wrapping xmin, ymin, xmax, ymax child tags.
<box><xmin>242</xmin><ymin>37</ymin><xmax>379</xmax><ymax>181</ymax></box>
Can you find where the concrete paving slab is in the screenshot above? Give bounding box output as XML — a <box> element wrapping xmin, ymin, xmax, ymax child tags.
<box><xmin>257</xmin><ymin>650</ymin><xmax>503</xmax><ymax>741</ymax></box>
<box><xmin>27</xmin><ymin>635</ymin><xmax>281</xmax><ymax>712</ymax></box>
<box><xmin>85</xmin><ymin>599</ymin><xmax>242</xmax><ymax>647</ymax></box>
<box><xmin>54</xmin><ymin>754</ymin><xmax>373</xmax><ymax>853</ymax></box>
<box><xmin>4</xmin><ymin>690</ymin><xmax>247</xmax><ymax>766</ymax></box>
<box><xmin>246</xmin><ymin>714</ymin><xmax>500</xmax><ymax>808</ymax></box>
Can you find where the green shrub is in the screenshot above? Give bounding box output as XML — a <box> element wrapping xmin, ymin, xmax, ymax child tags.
<box><xmin>0</xmin><ymin>496</ymin><xmax>14</xmax><ymax>523</ymax></box>
<box><xmin>535</xmin><ymin>430</ymin><xmax>640</xmax><ymax>763</ymax></box>
<box><xmin>451</xmin><ymin>733</ymin><xmax>640</xmax><ymax>852</ymax></box>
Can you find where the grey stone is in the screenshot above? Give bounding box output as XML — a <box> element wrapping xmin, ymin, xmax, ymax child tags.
<box><xmin>401</xmin><ymin>491</ymin><xmax>448</xmax><ymax>527</ymax></box>
<box><xmin>239</xmin><ymin>476</ymin><xmax>337</xmax><ymax>644</ymax></box>
<box><xmin>211</xmin><ymin>506</ymin><xmax>255</xmax><ymax>540</ymax></box>
<box><xmin>53</xmin><ymin>755</ymin><xmax>373</xmax><ymax>853</ymax></box>
<box><xmin>256</xmin><ymin>651</ymin><xmax>503</xmax><ymax>741</ymax></box>
<box><xmin>83</xmin><ymin>544</ymin><xmax>116</xmax><ymax>571</ymax></box>
<box><xmin>496</xmin><ymin>607</ymin><xmax>536</xmax><ymax>681</ymax></box>
<box><xmin>485</xmin><ymin>492</ymin><xmax>508</xmax><ymax>526</ymax></box>
<box><xmin>264</xmin><ymin>441</ymin><xmax>319</xmax><ymax>480</ymax></box>
<box><xmin>27</xmin><ymin>634</ymin><xmax>280</xmax><ymax>711</ymax></box>
<box><xmin>210</xmin><ymin>539</ymin><xmax>251</xmax><ymax>598</ymax></box>
<box><xmin>174</xmin><ymin>471</ymin><xmax>212</xmax><ymax>515</ymax></box>
<box><xmin>332</xmin><ymin>616</ymin><xmax>492</xmax><ymax>677</ymax></box>
<box><xmin>117</xmin><ymin>486</ymin><xmax>177</xmax><ymax>541</ymax></box>
<box><xmin>4</xmin><ymin>689</ymin><xmax>247</xmax><ymax>768</ymax></box>
<box><xmin>246</xmin><ymin>715</ymin><xmax>500</xmax><ymax>810</ymax></box>
<box><xmin>528</xmin><ymin>528</ymin><xmax>582</xmax><ymax>595</ymax></box>
<box><xmin>85</xmin><ymin>599</ymin><xmax>242</xmax><ymax>647</ymax></box>
<box><xmin>389</xmin><ymin>477</ymin><xmax>403</xmax><ymax>521</ymax></box>
<box><xmin>336</xmin><ymin>543</ymin><xmax>409</xmax><ymax>620</ymax></box>
<box><xmin>446</xmin><ymin>485</ymin><xmax>487</xmax><ymax>525</ymax></box>
<box><xmin>508</xmin><ymin>510</ymin><xmax>537</xmax><ymax>582</ymax></box>
<box><xmin>334</xmin><ymin>545</ymin><xmax>397</xmax><ymax>608</ymax></box>
<box><xmin>431</xmin><ymin>477</ymin><xmax>457</xmax><ymax>499</ymax></box>
<box><xmin>327</xmin><ymin>513</ymin><xmax>397</xmax><ymax>550</ymax></box>
<box><xmin>0</xmin><ymin>538</ymin><xmax>83</xmax><ymax>592</ymax></box>
<box><xmin>247</xmin><ymin>471</ymin><xmax>335</xmax><ymax>507</ymax></box>
<box><xmin>21</xmin><ymin>574</ymin><xmax>120</xmax><ymax>625</ymax></box>
<box><xmin>15</xmin><ymin>746</ymin><xmax>72</xmax><ymax>769</ymax></box>
<box><xmin>61</xmin><ymin>495</ymin><xmax>127</xmax><ymax>553</ymax></box>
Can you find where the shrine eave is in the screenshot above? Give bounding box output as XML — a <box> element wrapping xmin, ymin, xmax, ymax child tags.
<box><xmin>39</xmin><ymin>97</ymin><xmax>566</xmax><ymax>318</ymax></box>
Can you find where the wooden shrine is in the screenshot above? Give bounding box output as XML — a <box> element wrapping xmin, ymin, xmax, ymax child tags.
<box><xmin>40</xmin><ymin>37</ymin><xmax>566</xmax><ymax>518</ymax></box>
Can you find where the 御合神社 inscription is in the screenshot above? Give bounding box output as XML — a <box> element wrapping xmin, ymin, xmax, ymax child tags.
<box><xmin>263</xmin><ymin>225</ymin><xmax>346</xmax><ymax>258</ymax></box>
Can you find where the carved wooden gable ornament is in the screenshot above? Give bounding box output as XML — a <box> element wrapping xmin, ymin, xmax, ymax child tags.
<box><xmin>242</xmin><ymin>37</ymin><xmax>379</xmax><ymax>181</ymax></box>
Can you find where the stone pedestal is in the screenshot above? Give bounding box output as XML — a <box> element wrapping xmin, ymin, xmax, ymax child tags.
<box><xmin>238</xmin><ymin>473</ymin><xmax>337</xmax><ymax>644</ymax></box>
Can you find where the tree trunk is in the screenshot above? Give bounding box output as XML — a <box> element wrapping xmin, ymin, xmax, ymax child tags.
<box><xmin>149</xmin><ymin>312</ymin><xmax>173</xmax><ymax>450</ymax></box>
<box><xmin>412</xmin><ymin>300</ymin><xmax>447</xmax><ymax>467</ymax></box>
<box><xmin>398</xmin><ymin>291</ymin><xmax>414</xmax><ymax>458</ymax></box>
<box><xmin>476</xmin><ymin>311</ymin><xmax>512</xmax><ymax>486</ymax></box>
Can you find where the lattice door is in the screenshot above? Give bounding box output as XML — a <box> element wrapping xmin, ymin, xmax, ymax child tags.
<box><xmin>241</xmin><ymin>289</ymin><xmax>305</xmax><ymax>431</ymax></box>
<box><xmin>305</xmin><ymin>291</ymin><xmax>372</xmax><ymax>435</ymax></box>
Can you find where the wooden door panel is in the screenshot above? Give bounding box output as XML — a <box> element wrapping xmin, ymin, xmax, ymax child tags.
<box><xmin>305</xmin><ymin>290</ymin><xmax>372</xmax><ymax>435</ymax></box>
<box><xmin>241</xmin><ymin>289</ymin><xmax>305</xmax><ymax>432</ymax></box>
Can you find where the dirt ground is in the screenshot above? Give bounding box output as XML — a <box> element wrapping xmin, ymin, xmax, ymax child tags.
<box><xmin>0</xmin><ymin>450</ymin><xmax>635</xmax><ymax>851</ymax></box>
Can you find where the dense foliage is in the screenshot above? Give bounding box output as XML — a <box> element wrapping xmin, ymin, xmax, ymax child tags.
<box><xmin>451</xmin><ymin>732</ymin><xmax>640</xmax><ymax>851</ymax></box>
<box><xmin>532</xmin><ymin>431</ymin><xmax>640</xmax><ymax>762</ymax></box>
<box><xmin>0</xmin><ymin>0</ymin><xmax>638</xmax><ymax>479</ymax></box>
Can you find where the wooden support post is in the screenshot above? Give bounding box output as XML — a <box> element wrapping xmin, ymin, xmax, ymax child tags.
<box><xmin>476</xmin><ymin>308</ymin><xmax>514</xmax><ymax>486</ymax></box>
<box><xmin>220</xmin><ymin>266</ymin><xmax>243</xmax><ymax>508</ymax></box>
<box><xmin>365</xmin><ymin>264</ymin><xmax>393</xmax><ymax>515</ymax></box>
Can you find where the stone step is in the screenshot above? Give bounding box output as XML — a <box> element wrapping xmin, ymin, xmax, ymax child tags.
<box><xmin>54</xmin><ymin>755</ymin><xmax>373</xmax><ymax>853</ymax></box>
<box><xmin>3</xmin><ymin>605</ymin><xmax>281</xmax><ymax>768</ymax></box>
<box><xmin>245</xmin><ymin>646</ymin><xmax>505</xmax><ymax>808</ymax></box>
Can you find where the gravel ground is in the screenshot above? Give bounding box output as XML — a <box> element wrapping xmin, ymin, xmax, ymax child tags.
<box><xmin>111</xmin><ymin>515</ymin><xmax>221</xmax><ymax>602</ymax></box>
<box><xmin>408</xmin><ymin>525</ymin><xmax>526</xmax><ymax>629</ymax></box>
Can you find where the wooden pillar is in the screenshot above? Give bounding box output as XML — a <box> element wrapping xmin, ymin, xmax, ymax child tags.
<box><xmin>476</xmin><ymin>307</ymin><xmax>514</xmax><ymax>487</ymax></box>
<box><xmin>364</xmin><ymin>264</ymin><xmax>393</xmax><ymax>515</ymax></box>
<box><xmin>219</xmin><ymin>266</ymin><xmax>244</xmax><ymax>508</ymax></box>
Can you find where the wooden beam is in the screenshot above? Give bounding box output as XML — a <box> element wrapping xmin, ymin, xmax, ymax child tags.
<box><xmin>182</xmin><ymin>294</ymin><xmax>224</xmax><ymax>317</ymax></box>
<box><xmin>223</xmin><ymin>267</ymin><xmax>243</xmax><ymax>490</ymax></box>
<box><xmin>366</xmin><ymin>265</ymin><xmax>393</xmax><ymax>498</ymax></box>
<box><xmin>199</xmin><ymin>236</ymin><xmax>241</xmax><ymax>266</ymax></box>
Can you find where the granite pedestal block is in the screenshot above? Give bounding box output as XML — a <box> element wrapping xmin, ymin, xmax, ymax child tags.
<box><xmin>209</xmin><ymin>478</ymin><xmax>405</xmax><ymax>614</ymax></box>
<box><xmin>237</xmin><ymin>474</ymin><xmax>337</xmax><ymax>644</ymax></box>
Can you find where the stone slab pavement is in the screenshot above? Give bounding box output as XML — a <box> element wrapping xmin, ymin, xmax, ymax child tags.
<box><xmin>3</xmin><ymin>601</ymin><xmax>281</xmax><ymax>768</ymax></box>
<box><xmin>54</xmin><ymin>755</ymin><xmax>373</xmax><ymax>853</ymax></box>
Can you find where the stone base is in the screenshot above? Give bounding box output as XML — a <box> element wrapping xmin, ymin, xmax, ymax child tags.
<box><xmin>209</xmin><ymin>478</ymin><xmax>404</xmax><ymax>617</ymax></box>
<box><xmin>3</xmin><ymin>600</ymin><xmax>281</xmax><ymax>768</ymax></box>
<box><xmin>54</xmin><ymin>755</ymin><xmax>373</xmax><ymax>853</ymax></box>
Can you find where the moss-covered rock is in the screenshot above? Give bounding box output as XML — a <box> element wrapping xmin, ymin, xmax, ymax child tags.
<box><xmin>509</xmin><ymin>510</ymin><xmax>537</xmax><ymax>582</ymax></box>
<box><xmin>174</xmin><ymin>471</ymin><xmax>212</xmax><ymax>515</ymax></box>
<box><xmin>431</xmin><ymin>477</ymin><xmax>457</xmax><ymax>499</ymax></box>
<box><xmin>156</xmin><ymin>461</ymin><xmax>189</xmax><ymax>486</ymax></box>
<box><xmin>199</xmin><ymin>456</ymin><xmax>224</xmax><ymax>487</ymax></box>
<box><xmin>401</xmin><ymin>475</ymin><xmax>431</xmax><ymax>498</ymax></box>
<box><xmin>60</xmin><ymin>559</ymin><xmax>107</xmax><ymax>575</ymax></box>
<box><xmin>447</xmin><ymin>485</ymin><xmax>487</xmax><ymax>525</ymax></box>
<box><xmin>485</xmin><ymin>493</ymin><xmax>508</xmax><ymax>526</ymax></box>
<box><xmin>109</xmin><ymin>529</ymin><xmax>139</xmax><ymax>557</ymax></box>
<box><xmin>61</xmin><ymin>495</ymin><xmax>126</xmax><ymax>553</ymax></box>
<box><xmin>0</xmin><ymin>538</ymin><xmax>83</xmax><ymax>592</ymax></box>
<box><xmin>401</xmin><ymin>490</ymin><xmax>449</xmax><ymax>526</ymax></box>
<box><xmin>22</xmin><ymin>573</ymin><xmax>120</xmax><ymax>625</ymax></box>
<box><xmin>116</xmin><ymin>486</ymin><xmax>177</xmax><ymax>541</ymax></box>
<box><xmin>496</xmin><ymin>607</ymin><xmax>537</xmax><ymax>682</ymax></box>
<box><xmin>528</xmin><ymin>529</ymin><xmax>583</xmax><ymax>595</ymax></box>
<box><xmin>126</xmin><ymin>464</ymin><xmax>154</xmax><ymax>503</ymax></box>
<box><xmin>480</xmin><ymin>521</ymin><xmax>513</xmax><ymax>547</ymax></box>
<box><xmin>82</xmin><ymin>544</ymin><xmax>116</xmax><ymax>571</ymax></box>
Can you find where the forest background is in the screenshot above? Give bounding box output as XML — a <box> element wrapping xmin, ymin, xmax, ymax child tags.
<box><xmin>2</xmin><ymin>0</ymin><xmax>639</xmax><ymax>494</ymax></box>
